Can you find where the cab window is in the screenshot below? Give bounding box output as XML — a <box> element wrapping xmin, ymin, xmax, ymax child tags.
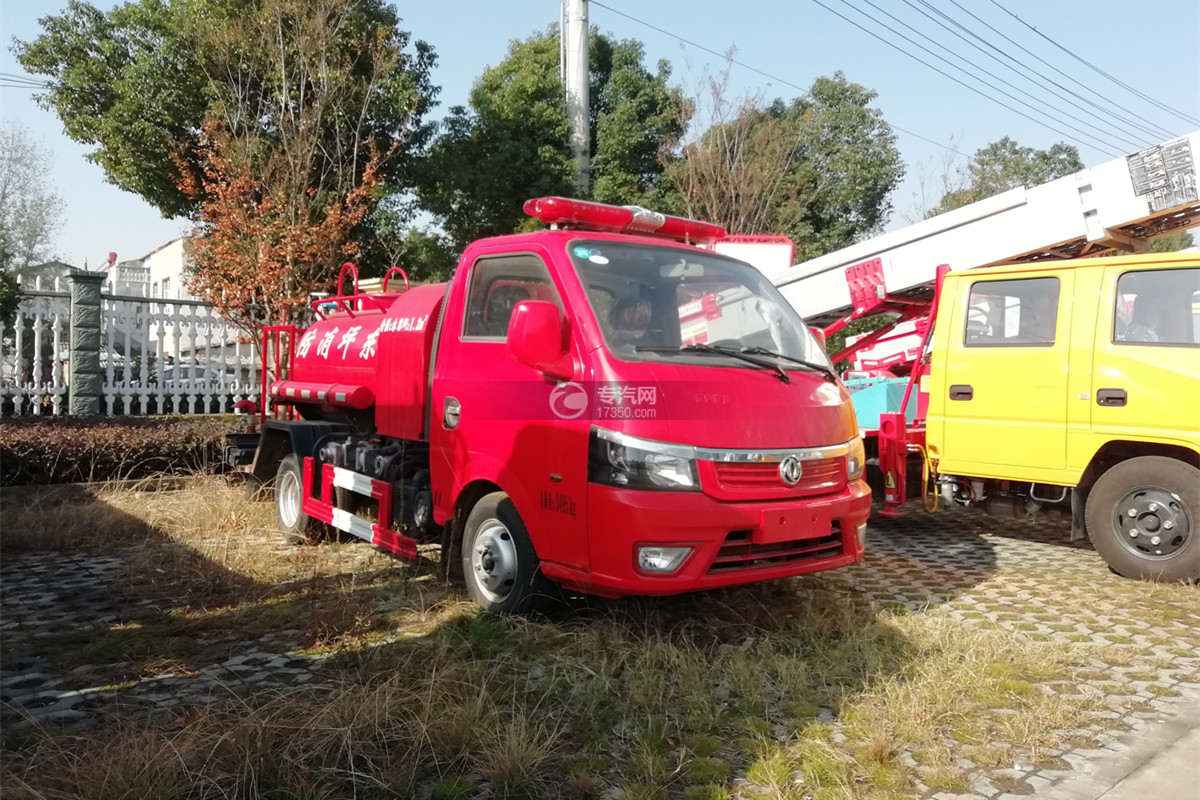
<box><xmin>964</xmin><ymin>277</ymin><xmax>1060</xmax><ymax>347</ymax></box>
<box><xmin>462</xmin><ymin>254</ymin><xmax>562</xmax><ymax>340</ymax></box>
<box><xmin>1113</xmin><ymin>267</ymin><xmax>1200</xmax><ymax>346</ymax></box>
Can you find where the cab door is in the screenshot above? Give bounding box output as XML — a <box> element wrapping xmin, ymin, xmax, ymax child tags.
<box><xmin>1091</xmin><ymin>264</ymin><xmax>1200</xmax><ymax>446</ymax></box>
<box><xmin>429</xmin><ymin>247</ymin><xmax>591</xmax><ymax>571</ymax></box>
<box><xmin>936</xmin><ymin>271</ymin><xmax>1074</xmax><ymax>479</ymax></box>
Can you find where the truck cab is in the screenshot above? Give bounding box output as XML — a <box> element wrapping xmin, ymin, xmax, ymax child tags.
<box><xmin>926</xmin><ymin>252</ymin><xmax>1200</xmax><ymax>581</ymax></box>
<box><xmin>243</xmin><ymin>198</ymin><xmax>872</xmax><ymax>612</ymax></box>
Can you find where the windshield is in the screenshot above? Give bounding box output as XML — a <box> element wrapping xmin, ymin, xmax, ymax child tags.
<box><xmin>567</xmin><ymin>240</ymin><xmax>831</xmax><ymax>368</ymax></box>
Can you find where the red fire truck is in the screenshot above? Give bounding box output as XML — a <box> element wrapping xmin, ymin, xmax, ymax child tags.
<box><xmin>230</xmin><ymin>197</ymin><xmax>871</xmax><ymax>612</ymax></box>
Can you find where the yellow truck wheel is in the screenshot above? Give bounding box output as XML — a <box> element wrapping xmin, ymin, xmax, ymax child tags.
<box><xmin>1085</xmin><ymin>456</ymin><xmax>1199</xmax><ymax>582</ymax></box>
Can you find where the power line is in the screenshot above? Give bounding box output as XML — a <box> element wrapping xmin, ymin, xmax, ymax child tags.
<box><xmin>901</xmin><ymin>0</ymin><xmax>1161</xmax><ymax>147</ymax></box>
<box><xmin>588</xmin><ymin>0</ymin><xmax>970</xmax><ymax>158</ymax></box>
<box><xmin>844</xmin><ymin>0</ymin><xmax>1133</xmax><ymax>153</ymax></box>
<box><xmin>932</xmin><ymin>0</ymin><xmax>1177</xmax><ymax>142</ymax></box>
<box><xmin>811</xmin><ymin>0</ymin><xmax>1120</xmax><ymax>156</ymax></box>
<box><xmin>0</xmin><ymin>70</ymin><xmax>106</xmax><ymax>98</ymax></box>
<box><xmin>0</xmin><ymin>72</ymin><xmax>52</xmax><ymax>88</ymax></box>
<box><xmin>988</xmin><ymin>0</ymin><xmax>1200</xmax><ymax>128</ymax></box>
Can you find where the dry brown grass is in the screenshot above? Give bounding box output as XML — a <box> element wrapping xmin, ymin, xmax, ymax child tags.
<box><xmin>3</xmin><ymin>650</ymin><xmax>560</xmax><ymax>800</ymax></box>
<box><xmin>2</xmin><ymin>482</ymin><xmax>1191</xmax><ymax>799</ymax></box>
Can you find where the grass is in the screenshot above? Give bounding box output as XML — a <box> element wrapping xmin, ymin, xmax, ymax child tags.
<box><xmin>2</xmin><ymin>483</ymin><xmax>1199</xmax><ymax>799</ymax></box>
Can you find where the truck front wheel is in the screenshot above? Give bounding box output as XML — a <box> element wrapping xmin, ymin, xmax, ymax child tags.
<box><xmin>1085</xmin><ymin>456</ymin><xmax>1199</xmax><ymax>582</ymax></box>
<box><xmin>461</xmin><ymin>492</ymin><xmax>552</xmax><ymax>614</ymax></box>
<box><xmin>276</xmin><ymin>454</ymin><xmax>322</xmax><ymax>544</ymax></box>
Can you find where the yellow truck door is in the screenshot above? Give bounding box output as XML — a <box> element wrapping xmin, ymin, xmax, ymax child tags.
<box><xmin>1091</xmin><ymin>263</ymin><xmax>1200</xmax><ymax>447</ymax></box>
<box><xmin>933</xmin><ymin>271</ymin><xmax>1074</xmax><ymax>480</ymax></box>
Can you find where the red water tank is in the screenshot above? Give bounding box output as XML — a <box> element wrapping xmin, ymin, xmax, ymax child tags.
<box><xmin>284</xmin><ymin>283</ymin><xmax>446</xmax><ymax>440</ymax></box>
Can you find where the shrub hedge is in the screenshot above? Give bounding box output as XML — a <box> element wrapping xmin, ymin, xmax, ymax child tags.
<box><xmin>0</xmin><ymin>415</ymin><xmax>241</xmax><ymax>487</ymax></box>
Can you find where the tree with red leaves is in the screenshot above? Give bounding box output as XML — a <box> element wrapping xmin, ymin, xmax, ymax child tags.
<box><xmin>180</xmin><ymin>120</ymin><xmax>381</xmax><ymax>336</ymax></box>
<box><xmin>170</xmin><ymin>0</ymin><xmax>435</xmax><ymax>341</ymax></box>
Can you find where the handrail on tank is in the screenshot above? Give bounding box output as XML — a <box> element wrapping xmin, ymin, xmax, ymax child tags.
<box><xmin>382</xmin><ymin>267</ymin><xmax>410</xmax><ymax>293</ymax></box>
<box><xmin>260</xmin><ymin>324</ymin><xmax>299</xmax><ymax>425</ymax></box>
<box><xmin>310</xmin><ymin>292</ymin><xmax>387</xmax><ymax>320</ymax></box>
<box><xmin>312</xmin><ymin>261</ymin><xmax>389</xmax><ymax>319</ymax></box>
<box><xmin>336</xmin><ymin>261</ymin><xmax>360</xmax><ymax>298</ymax></box>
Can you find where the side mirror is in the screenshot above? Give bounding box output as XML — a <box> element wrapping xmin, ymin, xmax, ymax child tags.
<box><xmin>809</xmin><ymin>325</ymin><xmax>827</xmax><ymax>351</ymax></box>
<box><xmin>508</xmin><ymin>300</ymin><xmax>573</xmax><ymax>379</ymax></box>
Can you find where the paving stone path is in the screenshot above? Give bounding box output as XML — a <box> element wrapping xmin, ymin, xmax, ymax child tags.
<box><xmin>0</xmin><ymin>551</ymin><xmax>335</xmax><ymax>729</ymax></box>
<box><xmin>1</xmin><ymin>506</ymin><xmax>1196</xmax><ymax>800</ymax></box>
<box><xmin>840</xmin><ymin>509</ymin><xmax>1200</xmax><ymax>799</ymax></box>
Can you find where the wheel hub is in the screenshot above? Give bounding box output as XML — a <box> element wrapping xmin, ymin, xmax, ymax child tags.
<box><xmin>278</xmin><ymin>470</ymin><xmax>300</xmax><ymax>528</ymax></box>
<box><xmin>1114</xmin><ymin>487</ymin><xmax>1191</xmax><ymax>560</ymax></box>
<box><xmin>471</xmin><ymin>520</ymin><xmax>517</xmax><ymax>602</ymax></box>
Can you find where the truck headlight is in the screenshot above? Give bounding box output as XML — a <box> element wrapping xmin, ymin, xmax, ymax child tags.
<box><xmin>847</xmin><ymin>437</ymin><xmax>866</xmax><ymax>481</ymax></box>
<box><xmin>589</xmin><ymin>428</ymin><xmax>698</xmax><ymax>490</ymax></box>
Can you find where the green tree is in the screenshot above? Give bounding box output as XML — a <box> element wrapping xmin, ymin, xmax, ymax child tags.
<box><xmin>777</xmin><ymin>74</ymin><xmax>905</xmax><ymax>258</ymax></box>
<box><xmin>666</xmin><ymin>71</ymin><xmax>904</xmax><ymax>260</ymax></box>
<box><xmin>589</xmin><ymin>38</ymin><xmax>689</xmax><ymax>211</ymax></box>
<box><xmin>1150</xmin><ymin>230</ymin><xmax>1195</xmax><ymax>252</ymax></box>
<box><xmin>369</xmin><ymin>199</ymin><xmax>459</xmax><ymax>284</ymax></box>
<box><xmin>414</xmin><ymin>27</ymin><xmax>688</xmax><ymax>250</ymax></box>
<box><xmin>15</xmin><ymin>0</ymin><xmax>437</xmax><ymax>226</ymax></box>
<box><xmin>930</xmin><ymin>137</ymin><xmax>1083</xmax><ymax>216</ymax></box>
<box><xmin>18</xmin><ymin>0</ymin><xmax>439</xmax><ymax>332</ymax></box>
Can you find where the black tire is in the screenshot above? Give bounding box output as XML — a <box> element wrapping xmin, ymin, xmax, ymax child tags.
<box><xmin>460</xmin><ymin>492</ymin><xmax>553</xmax><ymax>614</ymax></box>
<box><xmin>275</xmin><ymin>454</ymin><xmax>323</xmax><ymax>544</ymax></box>
<box><xmin>1085</xmin><ymin>456</ymin><xmax>1199</xmax><ymax>582</ymax></box>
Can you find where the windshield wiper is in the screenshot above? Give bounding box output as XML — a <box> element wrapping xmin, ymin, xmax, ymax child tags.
<box><xmin>737</xmin><ymin>346</ymin><xmax>839</xmax><ymax>383</ymax></box>
<box><xmin>636</xmin><ymin>344</ymin><xmax>790</xmax><ymax>383</ymax></box>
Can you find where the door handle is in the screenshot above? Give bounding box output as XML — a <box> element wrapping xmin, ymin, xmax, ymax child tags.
<box><xmin>443</xmin><ymin>397</ymin><xmax>462</xmax><ymax>428</ymax></box>
<box><xmin>1097</xmin><ymin>388</ymin><xmax>1127</xmax><ymax>407</ymax></box>
<box><xmin>949</xmin><ymin>384</ymin><xmax>973</xmax><ymax>401</ymax></box>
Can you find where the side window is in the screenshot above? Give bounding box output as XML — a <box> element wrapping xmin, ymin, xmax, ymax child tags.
<box><xmin>1113</xmin><ymin>267</ymin><xmax>1200</xmax><ymax>346</ymax></box>
<box><xmin>462</xmin><ymin>254</ymin><xmax>562</xmax><ymax>340</ymax></box>
<box><xmin>965</xmin><ymin>277</ymin><xmax>1060</xmax><ymax>347</ymax></box>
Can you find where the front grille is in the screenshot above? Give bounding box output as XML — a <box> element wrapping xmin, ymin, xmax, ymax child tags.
<box><xmin>707</xmin><ymin>526</ymin><xmax>843</xmax><ymax>573</ymax></box>
<box><xmin>713</xmin><ymin>457</ymin><xmax>843</xmax><ymax>493</ymax></box>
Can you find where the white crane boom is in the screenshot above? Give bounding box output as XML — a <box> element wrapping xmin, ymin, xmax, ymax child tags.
<box><xmin>771</xmin><ymin>132</ymin><xmax>1200</xmax><ymax>326</ymax></box>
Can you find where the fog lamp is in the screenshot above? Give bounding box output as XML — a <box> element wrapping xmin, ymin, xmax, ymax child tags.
<box><xmin>636</xmin><ymin>545</ymin><xmax>692</xmax><ymax>574</ymax></box>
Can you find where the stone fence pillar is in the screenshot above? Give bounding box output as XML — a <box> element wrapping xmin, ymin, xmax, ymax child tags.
<box><xmin>67</xmin><ymin>270</ymin><xmax>106</xmax><ymax>415</ymax></box>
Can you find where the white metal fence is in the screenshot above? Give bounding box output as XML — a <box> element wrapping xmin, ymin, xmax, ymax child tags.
<box><xmin>1</xmin><ymin>278</ymin><xmax>69</xmax><ymax>415</ymax></box>
<box><xmin>2</xmin><ymin>276</ymin><xmax>263</xmax><ymax>416</ymax></box>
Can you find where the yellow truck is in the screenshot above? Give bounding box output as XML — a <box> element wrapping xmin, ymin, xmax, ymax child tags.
<box><xmin>824</xmin><ymin>252</ymin><xmax>1199</xmax><ymax>582</ymax></box>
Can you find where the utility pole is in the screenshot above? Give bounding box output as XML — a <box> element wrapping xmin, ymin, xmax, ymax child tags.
<box><xmin>562</xmin><ymin>0</ymin><xmax>590</xmax><ymax>196</ymax></box>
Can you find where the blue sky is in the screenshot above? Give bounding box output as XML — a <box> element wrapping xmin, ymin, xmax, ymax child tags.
<box><xmin>2</xmin><ymin>0</ymin><xmax>1198</xmax><ymax>268</ymax></box>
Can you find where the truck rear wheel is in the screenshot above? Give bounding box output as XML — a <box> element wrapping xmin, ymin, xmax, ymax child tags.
<box><xmin>461</xmin><ymin>492</ymin><xmax>552</xmax><ymax>614</ymax></box>
<box><xmin>276</xmin><ymin>454</ymin><xmax>322</xmax><ymax>544</ymax></box>
<box><xmin>1085</xmin><ymin>456</ymin><xmax>1199</xmax><ymax>582</ymax></box>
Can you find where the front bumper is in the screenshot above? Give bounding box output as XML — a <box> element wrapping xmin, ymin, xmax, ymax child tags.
<box><xmin>539</xmin><ymin>479</ymin><xmax>871</xmax><ymax>598</ymax></box>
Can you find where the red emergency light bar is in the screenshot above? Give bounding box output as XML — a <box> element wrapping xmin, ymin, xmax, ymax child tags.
<box><xmin>523</xmin><ymin>196</ymin><xmax>727</xmax><ymax>244</ymax></box>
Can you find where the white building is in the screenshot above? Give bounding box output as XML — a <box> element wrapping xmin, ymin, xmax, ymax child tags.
<box><xmin>106</xmin><ymin>237</ymin><xmax>197</xmax><ymax>300</ymax></box>
<box><xmin>107</xmin><ymin>260</ymin><xmax>150</xmax><ymax>296</ymax></box>
<box><xmin>144</xmin><ymin>238</ymin><xmax>198</xmax><ymax>301</ymax></box>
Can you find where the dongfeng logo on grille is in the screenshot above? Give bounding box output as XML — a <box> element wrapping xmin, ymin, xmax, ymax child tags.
<box><xmin>779</xmin><ymin>455</ymin><xmax>802</xmax><ymax>486</ymax></box>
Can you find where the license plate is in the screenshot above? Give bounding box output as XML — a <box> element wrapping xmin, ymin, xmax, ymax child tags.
<box><xmin>756</xmin><ymin>508</ymin><xmax>831</xmax><ymax>544</ymax></box>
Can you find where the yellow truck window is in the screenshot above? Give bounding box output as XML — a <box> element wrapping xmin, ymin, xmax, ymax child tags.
<box><xmin>1113</xmin><ymin>267</ymin><xmax>1200</xmax><ymax>346</ymax></box>
<box><xmin>964</xmin><ymin>277</ymin><xmax>1059</xmax><ymax>347</ymax></box>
